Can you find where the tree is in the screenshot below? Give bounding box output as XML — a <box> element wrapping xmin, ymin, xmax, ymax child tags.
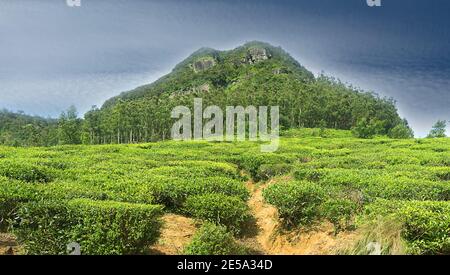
<box><xmin>427</xmin><ymin>120</ymin><xmax>447</xmax><ymax>138</ymax></box>
<box><xmin>58</xmin><ymin>105</ymin><xmax>82</xmax><ymax>144</ymax></box>
<box><xmin>352</xmin><ymin>118</ymin><xmax>385</xmax><ymax>139</ymax></box>
<box><xmin>388</xmin><ymin>119</ymin><xmax>414</xmax><ymax>139</ymax></box>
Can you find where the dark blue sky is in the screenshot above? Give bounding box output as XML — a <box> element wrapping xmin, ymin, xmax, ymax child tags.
<box><xmin>0</xmin><ymin>0</ymin><xmax>449</xmax><ymax>136</ymax></box>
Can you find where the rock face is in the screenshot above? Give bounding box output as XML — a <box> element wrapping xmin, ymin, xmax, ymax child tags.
<box><xmin>197</xmin><ymin>83</ymin><xmax>210</xmax><ymax>92</ymax></box>
<box><xmin>246</xmin><ymin>47</ymin><xmax>271</xmax><ymax>64</ymax></box>
<box><xmin>169</xmin><ymin>83</ymin><xmax>210</xmax><ymax>99</ymax></box>
<box><xmin>273</xmin><ymin>68</ymin><xmax>289</xmax><ymax>75</ymax></box>
<box><xmin>192</xmin><ymin>57</ymin><xmax>216</xmax><ymax>72</ymax></box>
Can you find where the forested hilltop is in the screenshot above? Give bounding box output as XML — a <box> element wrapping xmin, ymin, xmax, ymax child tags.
<box><xmin>0</xmin><ymin>110</ymin><xmax>58</xmax><ymax>146</ymax></box>
<box><xmin>0</xmin><ymin>42</ymin><xmax>413</xmax><ymax>146</ymax></box>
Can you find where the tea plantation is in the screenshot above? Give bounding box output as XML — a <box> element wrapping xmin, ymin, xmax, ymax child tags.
<box><xmin>0</xmin><ymin>128</ymin><xmax>449</xmax><ymax>255</ymax></box>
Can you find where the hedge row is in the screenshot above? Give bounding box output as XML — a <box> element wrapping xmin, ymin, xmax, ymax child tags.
<box><xmin>14</xmin><ymin>199</ymin><xmax>163</xmax><ymax>255</ymax></box>
<box><xmin>183</xmin><ymin>194</ymin><xmax>252</xmax><ymax>234</ymax></box>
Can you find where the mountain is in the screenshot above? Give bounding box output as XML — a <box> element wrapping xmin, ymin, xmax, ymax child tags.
<box><xmin>102</xmin><ymin>41</ymin><xmax>314</xmax><ymax>108</ymax></box>
<box><xmin>0</xmin><ymin>41</ymin><xmax>410</xmax><ymax>146</ymax></box>
<box><xmin>84</xmin><ymin>41</ymin><xmax>407</xmax><ymax>144</ymax></box>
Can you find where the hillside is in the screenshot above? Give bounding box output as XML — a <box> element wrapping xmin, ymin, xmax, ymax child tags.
<box><xmin>0</xmin><ymin>42</ymin><xmax>411</xmax><ymax>147</ymax></box>
<box><xmin>0</xmin><ymin>129</ymin><xmax>448</xmax><ymax>255</ymax></box>
<box><xmin>0</xmin><ymin>109</ymin><xmax>58</xmax><ymax>146</ymax></box>
<box><xmin>83</xmin><ymin>41</ymin><xmax>408</xmax><ymax>144</ymax></box>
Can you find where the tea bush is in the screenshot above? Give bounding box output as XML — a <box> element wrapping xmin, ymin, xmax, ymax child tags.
<box><xmin>184</xmin><ymin>222</ymin><xmax>246</xmax><ymax>255</ymax></box>
<box><xmin>0</xmin><ymin>161</ymin><xmax>54</xmax><ymax>183</ymax></box>
<box><xmin>14</xmin><ymin>200</ymin><xmax>75</xmax><ymax>254</ymax></box>
<box><xmin>69</xmin><ymin>199</ymin><xmax>163</xmax><ymax>255</ymax></box>
<box><xmin>148</xmin><ymin>176</ymin><xmax>249</xmax><ymax>210</ymax></box>
<box><xmin>263</xmin><ymin>181</ymin><xmax>326</xmax><ymax>227</ymax></box>
<box><xmin>321</xmin><ymin>199</ymin><xmax>358</xmax><ymax>233</ymax></box>
<box><xmin>257</xmin><ymin>163</ymin><xmax>292</xmax><ymax>181</ymax></box>
<box><xmin>1</xmin><ymin>130</ymin><xmax>450</xmax><ymax>254</ymax></box>
<box><xmin>183</xmin><ymin>194</ymin><xmax>251</xmax><ymax>234</ymax></box>
<box><xmin>359</xmin><ymin>199</ymin><xmax>450</xmax><ymax>255</ymax></box>
<box><xmin>14</xmin><ymin>199</ymin><xmax>163</xmax><ymax>255</ymax></box>
<box><xmin>400</xmin><ymin>202</ymin><xmax>450</xmax><ymax>255</ymax></box>
<box><xmin>0</xmin><ymin>179</ymin><xmax>37</xmax><ymax>231</ymax></box>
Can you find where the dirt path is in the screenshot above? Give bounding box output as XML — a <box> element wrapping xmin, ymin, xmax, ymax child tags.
<box><xmin>0</xmin><ymin>233</ymin><xmax>21</xmax><ymax>255</ymax></box>
<box><xmin>245</xmin><ymin>180</ymin><xmax>355</xmax><ymax>255</ymax></box>
<box><xmin>149</xmin><ymin>214</ymin><xmax>197</xmax><ymax>255</ymax></box>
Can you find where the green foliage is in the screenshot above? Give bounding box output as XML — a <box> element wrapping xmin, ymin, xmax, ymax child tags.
<box><xmin>0</xmin><ymin>179</ymin><xmax>37</xmax><ymax>231</ymax></box>
<box><xmin>14</xmin><ymin>200</ymin><xmax>75</xmax><ymax>255</ymax></box>
<box><xmin>0</xmin><ymin>161</ymin><xmax>54</xmax><ymax>183</ymax></box>
<box><xmin>58</xmin><ymin>105</ymin><xmax>82</xmax><ymax>145</ymax></box>
<box><xmin>400</xmin><ymin>202</ymin><xmax>450</xmax><ymax>255</ymax></box>
<box><xmin>360</xmin><ymin>199</ymin><xmax>450</xmax><ymax>255</ymax></box>
<box><xmin>184</xmin><ymin>222</ymin><xmax>246</xmax><ymax>255</ymax></box>
<box><xmin>14</xmin><ymin>199</ymin><xmax>163</xmax><ymax>255</ymax></box>
<box><xmin>257</xmin><ymin>163</ymin><xmax>292</xmax><ymax>181</ymax></box>
<box><xmin>235</xmin><ymin>153</ymin><xmax>293</xmax><ymax>181</ymax></box>
<box><xmin>183</xmin><ymin>194</ymin><xmax>251</xmax><ymax>234</ymax></box>
<box><xmin>388</xmin><ymin>121</ymin><xmax>414</xmax><ymax>139</ymax></box>
<box><xmin>68</xmin><ymin>199</ymin><xmax>163</xmax><ymax>255</ymax></box>
<box><xmin>263</xmin><ymin>181</ymin><xmax>326</xmax><ymax>227</ymax></box>
<box><xmin>0</xmin><ymin>130</ymin><xmax>449</xmax><ymax>254</ymax></box>
<box><xmin>148</xmin><ymin>176</ymin><xmax>249</xmax><ymax>209</ymax></box>
<box><xmin>0</xmin><ymin>109</ymin><xmax>58</xmax><ymax>147</ymax></box>
<box><xmin>1</xmin><ymin>42</ymin><xmax>407</xmax><ymax>147</ymax></box>
<box><xmin>427</xmin><ymin>120</ymin><xmax>447</xmax><ymax>138</ymax></box>
<box><xmin>321</xmin><ymin>199</ymin><xmax>358</xmax><ymax>233</ymax></box>
<box><xmin>352</xmin><ymin>118</ymin><xmax>385</xmax><ymax>138</ymax></box>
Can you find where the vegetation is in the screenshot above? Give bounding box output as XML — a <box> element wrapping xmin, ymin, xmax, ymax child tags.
<box><xmin>0</xmin><ymin>42</ymin><xmax>412</xmax><ymax>147</ymax></box>
<box><xmin>13</xmin><ymin>199</ymin><xmax>163</xmax><ymax>255</ymax></box>
<box><xmin>428</xmin><ymin>120</ymin><xmax>447</xmax><ymax>138</ymax></box>
<box><xmin>263</xmin><ymin>181</ymin><xmax>326</xmax><ymax>227</ymax></box>
<box><xmin>183</xmin><ymin>194</ymin><xmax>252</xmax><ymax>234</ymax></box>
<box><xmin>0</xmin><ymin>42</ymin><xmax>448</xmax><ymax>255</ymax></box>
<box><xmin>184</xmin><ymin>222</ymin><xmax>246</xmax><ymax>255</ymax></box>
<box><xmin>0</xmin><ymin>128</ymin><xmax>448</xmax><ymax>254</ymax></box>
<box><xmin>0</xmin><ymin>109</ymin><xmax>57</xmax><ymax>146</ymax></box>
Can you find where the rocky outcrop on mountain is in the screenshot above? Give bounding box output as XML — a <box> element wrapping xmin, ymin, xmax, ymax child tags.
<box><xmin>246</xmin><ymin>47</ymin><xmax>271</xmax><ymax>64</ymax></box>
<box><xmin>192</xmin><ymin>57</ymin><xmax>216</xmax><ymax>72</ymax></box>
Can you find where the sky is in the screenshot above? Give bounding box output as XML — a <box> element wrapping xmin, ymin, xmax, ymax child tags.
<box><xmin>0</xmin><ymin>0</ymin><xmax>449</xmax><ymax>137</ymax></box>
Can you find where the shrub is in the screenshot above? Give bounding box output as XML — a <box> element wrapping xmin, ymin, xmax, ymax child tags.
<box><xmin>321</xmin><ymin>199</ymin><xmax>358</xmax><ymax>233</ymax></box>
<box><xmin>0</xmin><ymin>161</ymin><xmax>54</xmax><ymax>183</ymax></box>
<box><xmin>263</xmin><ymin>181</ymin><xmax>326</xmax><ymax>227</ymax></box>
<box><xmin>14</xmin><ymin>200</ymin><xmax>75</xmax><ymax>255</ymax></box>
<box><xmin>183</xmin><ymin>194</ymin><xmax>251</xmax><ymax>234</ymax></box>
<box><xmin>352</xmin><ymin>118</ymin><xmax>385</xmax><ymax>139</ymax></box>
<box><xmin>148</xmin><ymin>176</ymin><xmax>249</xmax><ymax>210</ymax></box>
<box><xmin>14</xmin><ymin>199</ymin><xmax>163</xmax><ymax>255</ymax></box>
<box><xmin>69</xmin><ymin>199</ymin><xmax>163</xmax><ymax>255</ymax></box>
<box><xmin>361</xmin><ymin>200</ymin><xmax>450</xmax><ymax>255</ymax></box>
<box><xmin>388</xmin><ymin>123</ymin><xmax>414</xmax><ymax>139</ymax></box>
<box><xmin>293</xmin><ymin>168</ymin><xmax>323</xmax><ymax>181</ymax></box>
<box><xmin>0</xmin><ymin>180</ymin><xmax>37</xmax><ymax>231</ymax></box>
<box><xmin>235</xmin><ymin>154</ymin><xmax>265</xmax><ymax>181</ymax></box>
<box><xmin>257</xmin><ymin>163</ymin><xmax>292</xmax><ymax>181</ymax></box>
<box><xmin>400</xmin><ymin>202</ymin><xmax>450</xmax><ymax>255</ymax></box>
<box><xmin>184</xmin><ymin>222</ymin><xmax>246</xmax><ymax>255</ymax></box>
<box><xmin>234</xmin><ymin>153</ymin><xmax>292</xmax><ymax>182</ymax></box>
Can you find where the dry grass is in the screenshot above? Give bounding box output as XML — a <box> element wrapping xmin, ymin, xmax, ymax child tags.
<box><xmin>335</xmin><ymin>217</ymin><xmax>407</xmax><ymax>255</ymax></box>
